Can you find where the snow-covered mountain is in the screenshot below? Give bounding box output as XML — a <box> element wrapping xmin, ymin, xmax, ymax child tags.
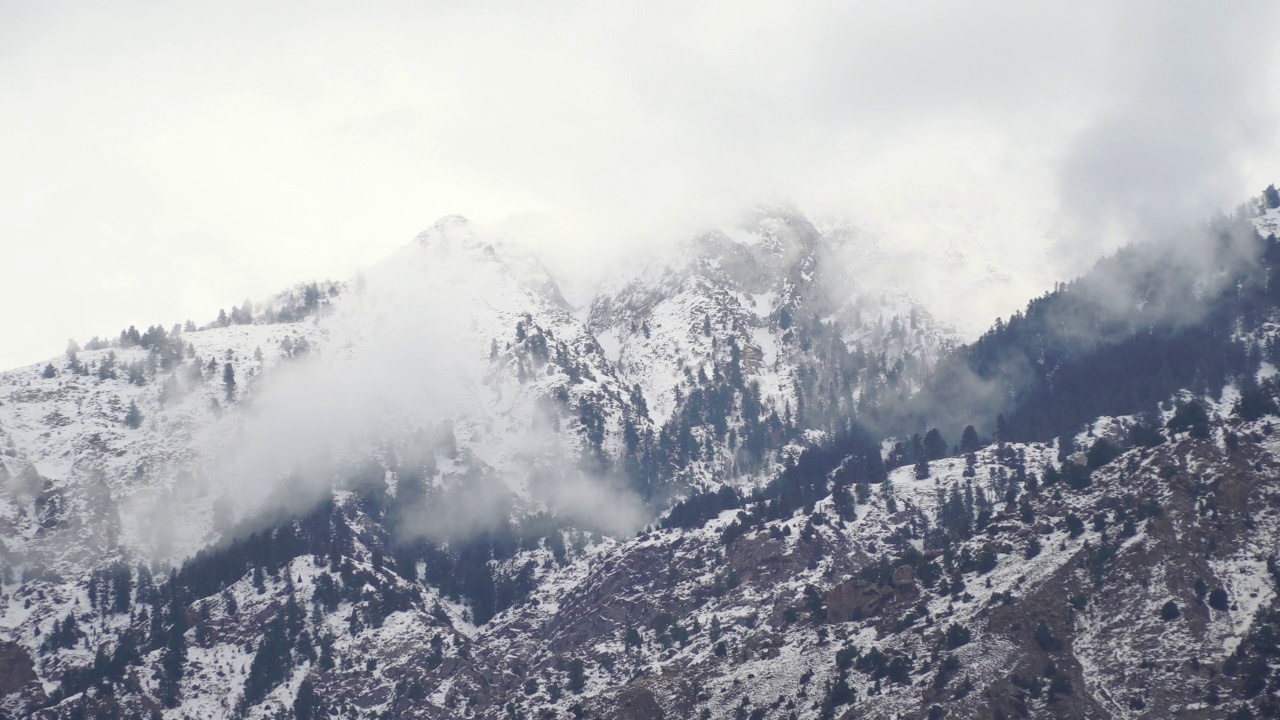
<box><xmin>588</xmin><ymin>205</ymin><xmax>957</xmax><ymax>495</ymax></box>
<box><xmin>589</xmin><ymin>206</ymin><xmax>950</xmax><ymax>424</ymax></box>
<box><xmin>2</xmin><ymin>196</ymin><xmax>1280</xmax><ymax>719</ymax></box>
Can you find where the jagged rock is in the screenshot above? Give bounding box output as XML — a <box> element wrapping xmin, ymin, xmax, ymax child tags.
<box><xmin>891</xmin><ymin>564</ymin><xmax>914</xmax><ymax>588</ymax></box>
<box><xmin>826</xmin><ymin>579</ymin><xmax>893</xmax><ymax>623</ymax></box>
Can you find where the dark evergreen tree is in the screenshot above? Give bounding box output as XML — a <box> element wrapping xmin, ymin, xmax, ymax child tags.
<box><xmin>243</xmin><ymin>617</ymin><xmax>291</xmax><ymax>707</ymax></box>
<box><xmin>1167</xmin><ymin>400</ymin><xmax>1210</xmax><ymax>438</ymax></box>
<box><xmin>1085</xmin><ymin>439</ymin><xmax>1121</xmax><ymax>469</ymax></box>
<box><xmin>944</xmin><ymin>623</ymin><xmax>971</xmax><ymax>649</ymax></box>
<box><xmin>994</xmin><ymin>414</ymin><xmax>1010</xmax><ymax>443</ymax></box>
<box><xmin>1129</xmin><ymin>422</ymin><xmax>1164</xmax><ymax>447</ymax></box>
<box><xmin>1042</xmin><ymin>464</ymin><xmax>1061</xmax><ymax>487</ymax></box>
<box><xmin>223</xmin><ymin>362</ymin><xmax>236</xmax><ymax>401</ymax></box>
<box><xmin>567</xmin><ymin>658</ymin><xmax>586</xmax><ymax>694</ymax></box>
<box><xmin>1234</xmin><ymin>384</ymin><xmax>1277</xmax><ymax>421</ymax></box>
<box><xmin>1062</xmin><ymin>462</ymin><xmax>1092</xmax><ymax>490</ymax></box>
<box><xmin>1025</xmin><ymin>538</ymin><xmax>1042</xmax><ymax>558</ymax></box>
<box><xmin>98</xmin><ymin>351</ymin><xmax>118</xmax><ymax>380</ymax></box>
<box><xmin>923</xmin><ymin>428</ymin><xmax>947</xmax><ymax>460</ymax></box>
<box><xmin>293</xmin><ymin>677</ymin><xmax>319</xmax><ymax>720</ymax></box>
<box><xmin>158</xmin><ymin>609</ymin><xmax>186</xmax><ymax>707</ymax></box>
<box><xmin>124</xmin><ymin>401</ymin><xmax>143</xmax><ymax>429</ymax></box>
<box><xmin>914</xmin><ymin>456</ymin><xmax>930</xmax><ymax>480</ymax></box>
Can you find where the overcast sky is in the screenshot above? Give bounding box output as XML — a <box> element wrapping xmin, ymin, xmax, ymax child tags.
<box><xmin>2</xmin><ymin>1</ymin><xmax>1278</xmax><ymax>369</ymax></box>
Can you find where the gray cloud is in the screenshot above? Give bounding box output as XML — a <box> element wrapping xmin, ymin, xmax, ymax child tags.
<box><xmin>1</xmin><ymin>1</ymin><xmax>1278</xmax><ymax>369</ymax></box>
<box><xmin>114</xmin><ymin>220</ymin><xmax>649</xmax><ymax>552</ymax></box>
<box><xmin>1055</xmin><ymin>1</ymin><xmax>1280</xmax><ymax>270</ymax></box>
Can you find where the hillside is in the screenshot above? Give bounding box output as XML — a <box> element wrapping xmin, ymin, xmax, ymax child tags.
<box><xmin>0</xmin><ymin>195</ymin><xmax>1279</xmax><ymax>719</ymax></box>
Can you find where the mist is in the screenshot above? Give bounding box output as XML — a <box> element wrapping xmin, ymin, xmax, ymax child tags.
<box><xmin>6</xmin><ymin>0</ymin><xmax>1280</xmax><ymax>555</ymax></box>
<box><xmin>3</xmin><ymin>2</ymin><xmax>1279</xmax><ymax>371</ymax></box>
<box><xmin>884</xmin><ymin>201</ymin><xmax>1275</xmax><ymax>452</ymax></box>
<box><xmin>1056</xmin><ymin>4</ymin><xmax>1279</xmax><ymax>263</ymax></box>
<box><xmin>113</xmin><ymin>217</ymin><xmax>648</xmax><ymax>560</ymax></box>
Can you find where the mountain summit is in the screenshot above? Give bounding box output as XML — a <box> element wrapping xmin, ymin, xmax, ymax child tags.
<box><xmin>2</xmin><ymin>195</ymin><xmax>1280</xmax><ymax>718</ymax></box>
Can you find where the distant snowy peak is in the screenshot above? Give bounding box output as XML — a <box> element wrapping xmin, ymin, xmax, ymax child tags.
<box><xmin>408</xmin><ymin>215</ymin><xmax>570</xmax><ymax>309</ymax></box>
<box><xmin>0</xmin><ymin>205</ymin><xmax>964</xmax><ymax>574</ymax></box>
<box><xmin>697</xmin><ymin>205</ymin><xmax>819</xmax><ymax>264</ymax></box>
<box><xmin>590</xmin><ymin>207</ymin><xmax>821</xmax><ymax>325</ymax></box>
<box><xmin>586</xmin><ymin>205</ymin><xmax>956</xmax><ymax>413</ymax></box>
<box><xmin>581</xmin><ymin>209</ymin><xmax>820</xmax><ymax>425</ymax></box>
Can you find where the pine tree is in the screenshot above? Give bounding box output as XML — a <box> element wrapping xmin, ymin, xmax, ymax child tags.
<box><xmin>944</xmin><ymin>623</ymin><xmax>971</xmax><ymax>649</ymax></box>
<box><xmin>304</xmin><ymin>283</ymin><xmax>320</xmax><ymax>311</ymax></box>
<box><xmin>568</xmin><ymin>658</ymin><xmax>586</xmax><ymax>694</ymax></box>
<box><xmin>923</xmin><ymin>428</ymin><xmax>948</xmax><ymax>460</ymax></box>
<box><xmin>66</xmin><ymin>339</ymin><xmax>83</xmax><ymax>374</ymax></box>
<box><xmin>243</xmin><ymin>616</ymin><xmax>291</xmax><ymax>706</ymax></box>
<box><xmin>293</xmin><ymin>677</ymin><xmax>319</xmax><ymax>720</ymax></box>
<box><xmin>1057</xmin><ymin>431</ymin><xmax>1075</xmax><ymax>462</ymax></box>
<box><xmin>124</xmin><ymin>401</ymin><xmax>143</xmax><ymax>429</ymax></box>
<box><xmin>1166</xmin><ymin>400</ymin><xmax>1209</xmax><ymax>438</ymax></box>
<box><xmin>41</xmin><ymin>363</ymin><xmax>56</xmax><ymax>379</ymax></box>
<box><xmin>1025</xmin><ymin>538</ymin><xmax>1042</xmax><ymax>558</ymax></box>
<box><xmin>914</xmin><ymin>457</ymin><xmax>930</xmax><ymax>480</ymax></box>
<box><xmin>223</xmin><ymin>362</ymin><xmax>236</xmax><ymax>400</ymax></box>
<box><xmin>159</xmin><ymin>619</ymin><xmax>186</xmax><ymax>706</ymax></box>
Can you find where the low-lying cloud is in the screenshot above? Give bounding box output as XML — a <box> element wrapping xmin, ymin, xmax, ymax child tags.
<box><xmin>133</xmin><ymin>223</ymin><xmax>652</xmax><ymax>553</ymax></box>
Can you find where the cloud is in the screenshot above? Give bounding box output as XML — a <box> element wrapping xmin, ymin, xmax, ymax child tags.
<box><xmin>119</xmin><ymin>220</ymin><xmax>650</xmax><ymax>549</ymax></box>
<box><xmin>1055</xmin><ymin>1</ymin><xmax>1280</xmax><ymax>269</ymax></box>
<box><xmin>1</xmin><ymin>1</ymin><xmax>1278</xmax><ymax>370</ymax></box>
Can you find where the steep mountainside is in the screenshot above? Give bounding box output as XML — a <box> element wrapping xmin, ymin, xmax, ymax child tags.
<box><xmin>1</xmin><ymin>194</ymin><xmax>1279</xmax><ymax>719</ymax></box>
<box><xmin>588</xmin><ymin>206</ymin><xmax>955</xmax><ymax>496</ymax></box>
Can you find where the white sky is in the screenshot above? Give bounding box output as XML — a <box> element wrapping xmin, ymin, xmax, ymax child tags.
<box><xmin>2</xmin><ymin>1</ymin><xmax>1278</xmax><ymax>369</ymax></box>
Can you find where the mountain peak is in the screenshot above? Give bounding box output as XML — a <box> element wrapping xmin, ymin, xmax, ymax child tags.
<box><xmin>400</xmin><ymin>215</ymin><xmax>569</xmax><ymax>310</ymax></box>
<box><xmin>413</xmin><ymin>214</ymin><xmax>482</xmax><ymax>247</ymax></box>
<box><xmin>6</xmin><ymin>193</ymin><xmax>1280</xmax><ymax>720</ymax></box>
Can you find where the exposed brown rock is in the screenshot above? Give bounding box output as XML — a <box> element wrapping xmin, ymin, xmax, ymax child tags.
<box><xmin>826</xmin><ymin>578</ymin><xmax>893</xmax><ymax>623</ymax></box>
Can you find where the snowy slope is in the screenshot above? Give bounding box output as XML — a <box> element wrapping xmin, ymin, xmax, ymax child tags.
<box><xmin>4</xmin><ymin>200</ymin><xmax>1280</xmax><ymax>719</ymax></box>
